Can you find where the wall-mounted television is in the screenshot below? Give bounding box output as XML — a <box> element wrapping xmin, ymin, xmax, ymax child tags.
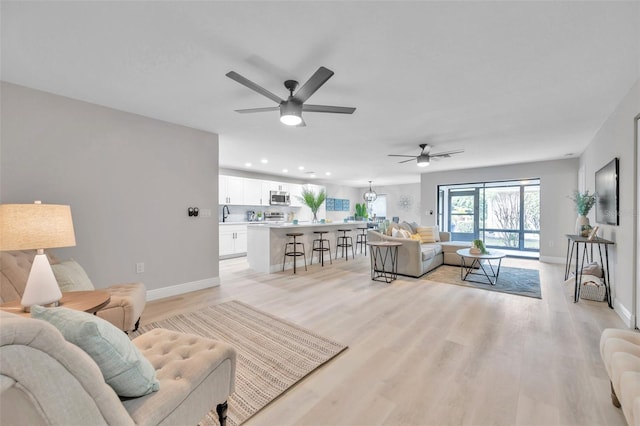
<box><xmin>595</xmin><ymin>157</ymin><xmax>619</xmax><ymax>225</ymax></box>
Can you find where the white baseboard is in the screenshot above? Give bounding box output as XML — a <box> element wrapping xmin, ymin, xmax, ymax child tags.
<box><xmin>146</xmin><ymin>277</ymin><xmax>220</xmax><ymax>301</ymax></box>
<box><xmin>539</xmin><ymin>256</ymin><xmax>566</xmax><ymax>264</ymax></box>
<box><xmin>613</xmin><ymin>298</ymin><xmax>634</xmax><ymax>328</ymax></box>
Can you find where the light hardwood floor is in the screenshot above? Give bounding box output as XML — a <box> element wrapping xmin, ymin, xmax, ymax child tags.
<box><xmin>142</xmin><ymin>254</ymin><xmax>628</xmax><ymax>426</ymax></box>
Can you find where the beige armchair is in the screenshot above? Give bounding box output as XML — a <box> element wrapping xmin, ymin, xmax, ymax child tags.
<box><xmin>0</xmin><ymin>311</ymin><xmax>236</xmax><ymax>426</ymax></box>
<box><xmin>0</xmin><ymin>250</ymin><xmax>145</xmax><ymax>332</ymax></box>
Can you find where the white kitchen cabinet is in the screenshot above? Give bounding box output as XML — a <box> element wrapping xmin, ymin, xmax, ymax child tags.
<box><xmin>219</xmin><ymin>176</ymin><xmax>244</xmax><ymax>205</ymax></box>
<box><xmin>243</xmin><ymin>178</ymin><xmax>263</xmax><ymax>206</ymax></box>
<box><xmin>219</xmin><ymin>224</ymin><xmax>247</xmax><ymax>257</ymax></box>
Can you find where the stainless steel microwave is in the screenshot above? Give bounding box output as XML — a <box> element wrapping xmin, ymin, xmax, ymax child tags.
<box><xmin>270</xmin><ymin>191</ymin><xmax>290</xmax><ymax>206</ymax></box>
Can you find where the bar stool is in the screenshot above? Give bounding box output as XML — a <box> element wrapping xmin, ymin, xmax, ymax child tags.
<box><xmin>283</xmin><ymin>233</ymin><xmax>307</xmax><ymax>274</ymax></box>
<box><xmin>335</xmin><ymin>229</ymin><xmax>354</xmax><ymax>261</ymax></box>
<box><xmin>310</xmin><ymin>231</ymin><xmax>332</xmax><ymax>266</ymax></box>
<box><xmin>356</xmin><ymin>227</ymin><xmax>368</xmax><ymax>255</ymax></box>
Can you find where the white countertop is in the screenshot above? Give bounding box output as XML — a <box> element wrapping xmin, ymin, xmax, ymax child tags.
<box><xmin>248</xmin><ymin>221</ymin><xmax>369</xmax><ymax>229</ymax></box>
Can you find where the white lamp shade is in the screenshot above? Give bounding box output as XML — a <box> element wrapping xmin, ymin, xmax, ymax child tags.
<box><xmin>0</xmin><ymin>203</ymin><xmax>76</xmax><ymax>250</ymax></box>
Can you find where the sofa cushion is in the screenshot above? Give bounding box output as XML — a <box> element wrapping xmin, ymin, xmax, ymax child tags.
<box><xmin>52</xmin><ymin>259</ymin><xmax>95</xmax><ymax>292</ymax></box>
<box><xmin>399</xmin><ymin>221</ymin><xmax>414</xmax><ymax>234</ymax></box>
<box><xmin>31</xmin><ymin>305</ymin><xmax>159</xmax><ymax>397</ymax></box>
<box><xmin>417</xmin><ymin>226</ymin><xmax>440</xmax><ymax>243</ymax></box>
<box><xmin>421</xmin><ymin>244</ymin><xmax>441</xmax><ymax>261</ymax></box>
<box><xmin>392</xmin><ymin>228</ymin><xmax>412</xmax><ymax>239</ymax></box>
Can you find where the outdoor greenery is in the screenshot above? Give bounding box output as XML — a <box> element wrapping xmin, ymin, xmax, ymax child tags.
<box><xmin>298</xmin><ymin>188</ymin><xmax>326</xmax><ymax>220</ymax></box>
<box><xmin>569</xmin><ymin>190</ymin><xmax>596</xmax><ymax>216</ymax></box>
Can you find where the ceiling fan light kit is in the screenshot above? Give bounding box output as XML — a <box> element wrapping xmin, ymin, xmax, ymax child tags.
<box><xmin>417</xmin><ymin>155</ymin><xmax>430</xmax><ymax>167</ymax></box>
<box><xmin>227</xmin><ymin>67</ymin><xmax>355</xmax><ymax>126</ymax></box>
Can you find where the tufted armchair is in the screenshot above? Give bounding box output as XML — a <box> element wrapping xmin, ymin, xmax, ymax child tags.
<box><xmin>0</xmin><ymin>250</ymin><xmax>146</xmax><ymax>332</ymax></box>
<box><xmin>0</xmin><ymin>311</ymin><xmax>237</xmax><ymax>426</ymax></box>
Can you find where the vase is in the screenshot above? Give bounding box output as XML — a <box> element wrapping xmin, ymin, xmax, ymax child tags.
<box><xmin>312</xmin><ymin>212</ymin><xmax>318</xmax><ymax>224</ymax></box>
<box><xmin>575</xmin><ymin>215</ymin><xmax>590</xmax><ymax>236</ymax></box>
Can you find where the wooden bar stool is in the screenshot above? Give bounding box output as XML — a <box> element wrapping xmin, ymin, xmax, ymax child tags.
<box><xmin>283</xmin><ymin>233</ymin><xmax>307</xmax><ymax>274</ymax></box>
<box><xmin>310</xmin><ymin>231</ymin><xmax>332</xmax><ymax>267</ymax></box>
<box><xmin>356</xmin><ymin>227</ymin><xmax>368</xmax><ymax>255</ymax></box>
<box><xmin>335</xmin><ymin>229</ymin><xmax>354</xmax><ymax>261</ymax></box>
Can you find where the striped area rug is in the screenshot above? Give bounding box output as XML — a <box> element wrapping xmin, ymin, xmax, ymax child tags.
<box><xmin>132</xmin><ymin>300</ymin><xmax>347</xmax><ymax>425</ymax></box>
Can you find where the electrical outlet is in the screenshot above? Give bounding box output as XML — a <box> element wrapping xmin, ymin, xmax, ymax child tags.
<box><xmin>136</xmin><ymin>262</ymin><xmax>144</xmax><ymax>273</ymax></box>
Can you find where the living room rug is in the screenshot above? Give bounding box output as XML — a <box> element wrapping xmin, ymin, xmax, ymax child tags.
<box><xmin>425</xmin><ymin>265</ymin><xmax>542</xmax><ymax>299</ymax></box>
<box><xmin>132</xmin><ymin>300</ymin><xmax>347</xmax><ymax>425</ymax></box>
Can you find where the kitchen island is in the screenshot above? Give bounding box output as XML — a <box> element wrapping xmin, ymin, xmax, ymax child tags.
<box><xmin>247</xmin><ymin>221</ymin><xmax>369</xmax><ymax>273</ymax></box>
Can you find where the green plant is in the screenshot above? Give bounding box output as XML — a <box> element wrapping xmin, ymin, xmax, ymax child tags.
<box><xmin>569</xmin><ymin>190</ymin><xmax>596</xmax><ymax>216</ymax></box>
<box><xmin>297</xmin><ymin>188</ymin><xmax>326</xmax><ymax>218</ymax></box>
<box><xmin>355</xmin><ymin>203</ymin><xmax>368</xmax><ymax>219</ymax></box>
<box><xmin>473</xmin><ymin>239</ymin><xmax>488</xmax><ymax>254</ymax></box>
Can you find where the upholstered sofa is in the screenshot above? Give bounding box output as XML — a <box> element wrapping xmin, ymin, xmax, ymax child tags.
<box><xmin>600</xmin><ymin>328</ymin><xmax>640</xmax><ymax>426</ymax></box>
<box><xmin>0</xmin><ymin>310</ymin><xmax>236</xmax><ymax>426</ymax></box>
<box><xmin>0</xmin><ymin>250</ymin><xmax>146</xmax><ymax>332</ymax></box>
<box><xmin>367</xmin><ymin>229</ymin><xmax>471</xmax><ymax>277</ymax></box>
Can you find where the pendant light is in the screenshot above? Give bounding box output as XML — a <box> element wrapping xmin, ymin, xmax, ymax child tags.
<box><xmin>363</xmin><ymin>181</ymin><xmax>377</xmax><ymax>202</ymax></box>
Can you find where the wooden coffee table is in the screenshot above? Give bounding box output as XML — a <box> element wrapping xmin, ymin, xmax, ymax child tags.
<box><xmin>457</xmin><ymin>248</ymin><xmax>506</xmax><ymax>285</ymax></box>
<box><xmin>0</xmin><ymin>290</ymin><xmax>111</xmax><ymax>317</ymax></box>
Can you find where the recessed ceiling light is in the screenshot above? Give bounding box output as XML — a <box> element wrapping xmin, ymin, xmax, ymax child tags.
<box><xmin>298</xmin><ymin>166</ymin><xmax>305</xmax><ymax>171</ymax></box>
<box><xmin>325</xmin><ymin>172</ymin><xmax>331</xmax><ymax>176</ymax></box>
<box><xmin>245</xmin><ymin>162</ymin><xmax>252</xmax><ymax>167</ymax></box>
<box><xmin>261</xmin><ymin>158</ymin><xmax>268</xmax><ymax>164</ymax></box>
<box><xmin>282</xmin><ymin>169</ymin><xmax>288</xmax><ymax>173</ymax></box>
<box><xmin>310</xmin><ymin>174</ymin><xmax>316</xmax><ymax>178</ymax></box>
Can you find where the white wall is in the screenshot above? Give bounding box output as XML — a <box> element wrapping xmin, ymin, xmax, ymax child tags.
<box><xmin>367</xmin><ymin>183</ymin><xmax>421</xmax><ymax>223</ymax></box>
<box><xmin>580</xmin><ymin>80</ymin><xmax>639</xmax><ymax>327</ymax></box>
<box><xmin>420</xmin><ymin>159</ymin><xmax>579</xmax><ymax>262</ymax></box>
<box><xmin>323</xmin><ymin>183</ymin><xmax>362</xmax><ymax>222</ymax></box>
<box><xmin>1</xmin><ymin>83</ymin><xmax>220</xmax><ymax>298</ymax></box>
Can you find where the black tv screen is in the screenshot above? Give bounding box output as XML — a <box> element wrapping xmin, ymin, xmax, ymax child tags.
<box><xmin>595</xmin><ymin>157</ymin><xmax>619</xmax><ymax>225</ymax></box>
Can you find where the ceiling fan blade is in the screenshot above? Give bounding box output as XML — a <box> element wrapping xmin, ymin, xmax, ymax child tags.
<box><xmin>430</xmin><ymin>149</ymin><xmax>465</xmax><ymax>158</ymax></box>
<box><xmin>294</xmin><ymin>67</ymin><xmax>334</xmax><ymax>103</ymax></box>
<box><xmin>398</xmin><ymin>158</ymin><xmax>415</xmax><ymax>164</ymax></box>
<box><xmin>303</xmin><ymin>104</ymin><xmax>356</xmax><ymax>114</ymax></box>
<box><xmin>234</xmin><ymin>107</ymin><xmax>280</xmax><ymax>114</ymax></box>
<box><xmin>388</xmin><ymin>154</ymin><xmax>417</xmax><ymax>158</ymax></box>
<box><xmin>226</xmin><ymin>71</ymin><xmax>284</xmax><ymax>104</ymax></box>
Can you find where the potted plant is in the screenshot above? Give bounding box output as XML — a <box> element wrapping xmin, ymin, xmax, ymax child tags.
<box><xmin>298</xmin><ymin>188</ymin><xmax>326</xmax><ymax>223</ymax></box>
<box><xmin>471</xmin><ymin>239</ymin><xmax>488</xmax><ymax>255</ymax></box>
<box><xmin>355</xmin><ymin>203</ymin><xmax>368</xmax><ymax>221</ymax></box>
<box><xmin>569</xmin><ymin>190</ymin><xmax>596</xmax><ymax>236</ymax></box>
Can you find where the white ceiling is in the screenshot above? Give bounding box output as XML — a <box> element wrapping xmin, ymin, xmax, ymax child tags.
<box><xmin>2</xmin><ymin>1</ymin><xmax>638</xmax><ymax>187</ymax></box>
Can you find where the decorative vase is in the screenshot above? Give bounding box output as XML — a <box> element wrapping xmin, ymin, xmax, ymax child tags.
<box><xmin>312</xmin><ymin>212</ymin><xmax>318</xmax><ymax>224</ymax></box>
<box><xmin>470</xmin><ymin>247</ymin><xmax>481</xmax><ymax>255</ymax></box>
<box><xmin>575</xmin><ymin>215</ymin><xmax>590</xmax><ymax>236</ymax></box>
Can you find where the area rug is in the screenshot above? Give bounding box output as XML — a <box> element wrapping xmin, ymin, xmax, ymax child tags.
<box><xmin>425</xmin><ymin>265</ymin><xmax>542</xmax><ymax>299</ymax></box>
<box><xmin>132</xmin><ymin>300</ymin><xmax>347</xmax><ymax>425</ymax></box>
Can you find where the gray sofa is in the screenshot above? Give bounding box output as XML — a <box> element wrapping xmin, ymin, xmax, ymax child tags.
<box><xmin>367</xmin><ymin>230</ymin><xmax>471</xmax><ymax>277</ymax></box>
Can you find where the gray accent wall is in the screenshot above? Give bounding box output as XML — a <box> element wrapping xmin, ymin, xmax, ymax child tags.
<box><xmin>1</xmin><ymin>82</ymin><xmax>219</xmax><ymax>293</ymax></box>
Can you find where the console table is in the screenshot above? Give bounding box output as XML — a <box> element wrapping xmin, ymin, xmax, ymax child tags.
<box><xmin>564</xmin><ymin>234</ymin><xmax>614</xmax><ymax>308</ymax></box>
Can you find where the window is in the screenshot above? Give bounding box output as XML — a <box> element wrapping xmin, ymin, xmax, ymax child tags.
<box><xmin>438</xmin><ymin>179</ymin><xmax>540</xmax><ymax>255</ymax></box>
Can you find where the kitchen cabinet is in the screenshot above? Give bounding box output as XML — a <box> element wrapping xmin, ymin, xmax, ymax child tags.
<box><xmin>219</xmin><ymin>224</ymin><xmax>247</xmax><ymax>257</ymax></box>
<box><xmin>243</xmin><ymin>178</ymin><xmax>263</xmax><ymax>206</ymax></box>
<box><xmin>219</xmin><ymin>176</ymin><xmax>244</xmax><ymax>205</ymax></box>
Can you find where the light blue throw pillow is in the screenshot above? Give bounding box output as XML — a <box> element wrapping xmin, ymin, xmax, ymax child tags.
<box><xmin>31</xmin><ymin>305</ymin><xmax>159</xmax><ymax>397</ymax></box>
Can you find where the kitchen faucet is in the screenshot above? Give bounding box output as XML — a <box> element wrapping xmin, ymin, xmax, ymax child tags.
<box><xmin>222</xmin><ymin>205</ymin><xmax>230</xmax><ymax>222</ymax></box>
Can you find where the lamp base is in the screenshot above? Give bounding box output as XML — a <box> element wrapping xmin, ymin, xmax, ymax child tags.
<box><xmin>20</xmin><ymin>252</ymin><xmax>62</xmax><ymax>310</ymax></box>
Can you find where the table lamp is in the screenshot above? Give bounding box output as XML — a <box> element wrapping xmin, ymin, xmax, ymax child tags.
<box><xmin>0</xmin><ymin>201</ymin><xmax>76</xmax><ymax>310</ymax></box>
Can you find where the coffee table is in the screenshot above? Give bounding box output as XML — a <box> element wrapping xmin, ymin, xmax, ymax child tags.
<box><xmin>456</xmin><ymin>248</ymin><xmax>506</xmax><ymax>285</ymax></box>
<box><xmin>0</xmin><ymin>290</ymin><xmax>111</xmax><ymax>317</ymax></box>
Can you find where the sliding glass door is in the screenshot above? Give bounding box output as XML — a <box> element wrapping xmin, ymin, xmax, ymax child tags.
<box><xmin>438</xmin><ymin>179</ymin><xmax>540</xmax><ymax>255</ymax></box>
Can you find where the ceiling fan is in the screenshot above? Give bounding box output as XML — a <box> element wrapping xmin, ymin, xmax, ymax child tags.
<box><xmin>388</xmin><ymin>144</ymin><xmax>464</xmax><ymax>167</ymax></box>
<box><xmin>226</xmin><ymin>66</ymin><xmax>356</xmax><ymax>127</ymax></box>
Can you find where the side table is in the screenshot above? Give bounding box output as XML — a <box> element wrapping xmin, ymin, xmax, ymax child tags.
<box><xmin>456</xmin><ymin>248</ymin><xmax>506</xmax><ymax>285</ymax></box>
<box><xmin>0</xmin><ymin>290</ymin><xmax>111</xmax><ymax>317</ymax></box>
<box><xmin>564</xmin><ymin>234</ymin><xmax>614</xmax><ymax>308</ymax></box>
<box><xmin>367</xmin><ymin>241</ymin><xmax>402</xmax><ymax>283</ymax></box>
